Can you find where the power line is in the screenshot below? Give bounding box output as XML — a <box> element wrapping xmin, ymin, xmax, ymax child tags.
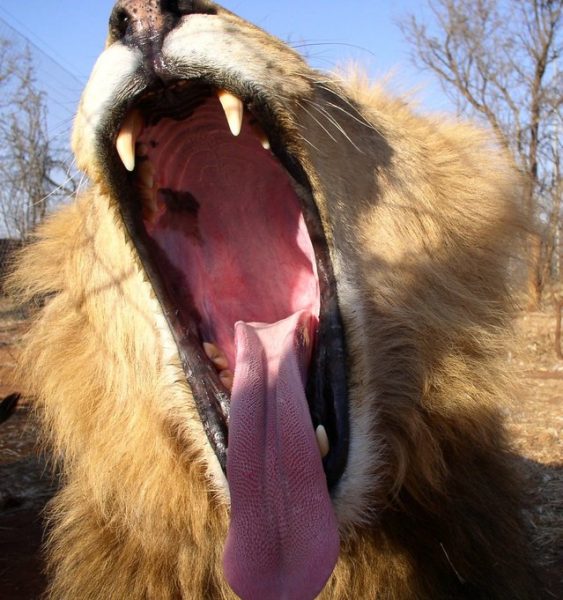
<box><xmin>0</xmin><ymin>13</ymin><xmax>85</xmax><ymax>138</ymax></box>
<box><xmin>0</xmin><ymin>11</ymin><xmax>85</xmax><ymax>86</ymax></box>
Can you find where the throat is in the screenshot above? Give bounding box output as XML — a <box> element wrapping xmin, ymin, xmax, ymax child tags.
<box><xmin>137</xmin><ymin>94</ymin><xmax>320</xmax><ymax>376</ymax></box>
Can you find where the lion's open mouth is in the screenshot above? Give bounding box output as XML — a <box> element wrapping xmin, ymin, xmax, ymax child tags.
<box><xmin>109</xmin><ymin>80</ymin><xmax>349</xmax><ymax>489</ymax></box>
<box><xmin>107</xmin><ymin>80</ymin><xmax>348</xmax><ymax>595</ymax></box>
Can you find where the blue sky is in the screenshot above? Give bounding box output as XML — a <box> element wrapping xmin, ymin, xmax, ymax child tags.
<box><xmin>0</xmin><ymin>1</ymin><xmax>447</xmax><ymax>140</ymax></box>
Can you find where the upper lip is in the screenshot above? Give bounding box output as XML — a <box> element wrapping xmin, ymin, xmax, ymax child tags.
<box><xmin>103</xmin><ymin>77</ymin><xmax>350</xmax><ymax>490</ymax></box>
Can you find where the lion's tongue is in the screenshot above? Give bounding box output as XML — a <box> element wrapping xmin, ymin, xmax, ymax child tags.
<box><xmin>223</xmin><ymin>311</ymin><xmax>339</xmax><ymax>600</ymax></box>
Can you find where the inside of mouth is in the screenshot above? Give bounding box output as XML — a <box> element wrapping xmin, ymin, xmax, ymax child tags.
<box><xmin>134</xmin><ymin>93</ymin><xmax>320</xmax><ymax>382</ymax></box>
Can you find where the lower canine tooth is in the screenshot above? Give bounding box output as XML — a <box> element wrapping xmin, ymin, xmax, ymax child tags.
<box><xmin>217</xmin><ymin>90</ymin><xmax>243</xmax><ymax>136</ymax></box>
<box><xmin>315</xmin><ymin>425</ymin><xmax>330</xmax><ymax>458</ymax></box>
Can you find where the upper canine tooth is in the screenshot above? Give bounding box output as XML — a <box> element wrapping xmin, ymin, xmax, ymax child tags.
<box><xmin>255</xmin><ymin>126</ymin><xmax>270</xmax><ymax>150</ymax></box>
<box><xmin>315</xmin><ymin>425</ymin><xmax>330</xmax><ymax>458</ymax></box>
<box><xmin>116</xmin><ymin>109</ymin><xmax>144</xmax><ymax>172</ymax></box>
<box><xmin>250</xmin><ymin>120</ymin><xmax>270</xmax><ymax>150</ymax></box>
<box><xmin>217</xmin><ymin>90</ymin><xmax>243</xmax><ymax>136</ymax></box>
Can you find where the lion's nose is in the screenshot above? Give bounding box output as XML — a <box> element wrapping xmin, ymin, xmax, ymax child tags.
<box><xmin>108</xmin><ymin>0</ymin><xmax>199</xmax><ymax>47</ymax></box>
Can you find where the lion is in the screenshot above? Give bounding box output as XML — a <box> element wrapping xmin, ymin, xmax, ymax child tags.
<box><xmin>9</xmin><ymin>1</ymin><xmax>537</xmax><ymax>598</ymax></box>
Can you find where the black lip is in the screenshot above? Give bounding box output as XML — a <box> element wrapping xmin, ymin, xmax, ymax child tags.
<box><xmin>103</xmin><ymin>79</ymin><xmax>350</xmax><ymax>490</ymax></box>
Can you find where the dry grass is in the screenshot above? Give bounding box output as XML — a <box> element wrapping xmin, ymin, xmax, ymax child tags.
<box><xmin>507</xmin><ymin>311</ymin><xmax>563</xmax><ymax>596</ymax></box>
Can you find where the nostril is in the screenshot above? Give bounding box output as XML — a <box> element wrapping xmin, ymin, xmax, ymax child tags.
<box><xmin>109</xmin><ymin>7</ymin><xmax>132</xmax><ymax>40</ymax></box>
<box><xmin>177</xmin><ymin>0</ymin><xmax>196</xmax><ymax>13</ymax></box>
<box><xmin>161</xmin><ymin>0</ymin><xmax>195</xmax><ymax>16</ymax></box>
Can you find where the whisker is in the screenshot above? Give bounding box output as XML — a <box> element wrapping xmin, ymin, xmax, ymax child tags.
<box><xmin>296</xmin><ymin>101</ymin><xmax>339</xmax><ymax>143</ymax></box>
<box><xmin>298</xmin><ymin>135</ymin><xmax>321</xmax><ymax>153</ymax></box>
<box><xmin>302</xmin><ymin>99</ymin><xmax>364</xmax><ymax>153</ymax></box>
<box><xmin>32</xmin><ymin>170</ymin><xmax>77</xmax><ymax>207</ymax></box>
<box><xmin>296</xmin><ymin>72</ymin><xmax>381</xmax><ymax>134</ymax></box>
<box><xmin>323</xmin><ymin>100</ymin><xmax>377</xmax><ymax>133</ymax></box>
<box><xmin>289</xmin><ymin>41</ymin><xmax>378</xmax><ymax>61</ymax></box>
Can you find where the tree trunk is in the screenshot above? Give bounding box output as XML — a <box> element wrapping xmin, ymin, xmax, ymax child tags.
<box><xmin>555</xmin><ymin>299</ymin><xmax>563</xmax><ymax>360</ymax></box>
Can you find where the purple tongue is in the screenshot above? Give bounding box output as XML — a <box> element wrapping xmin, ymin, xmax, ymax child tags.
<box><xmin>223</xmin><ymin>311</ymin><xmax>339</xmax><ymax>600</ymax></box>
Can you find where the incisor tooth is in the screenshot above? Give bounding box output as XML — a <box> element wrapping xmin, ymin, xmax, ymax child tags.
<box><xmin>116</xmin><ymin>109</ymin><xmax>144</xmax><ymax>172</ymax></box>
<box><xmin>203</xmin><ymin>342</ymin><xmax>230</xmax><ymax>371</ymax></box>
<box><xmin>203</xmin><ymin>342</ymin><xmax>220</xmax><ymax>359</ymax></box>
<box><xmin>315</xmin><ymin>425</ymin><xmax>330</xmax><ymax>458</ymax></box>
<box><xmin>219</xmin><ymin>370</ymin><xmax>234</xmax><ymax>391</ymax></box>
<box><xmin>217</xmin><ymin>90</ymin><xmax>243</xmax><ymax>136</ymax></box>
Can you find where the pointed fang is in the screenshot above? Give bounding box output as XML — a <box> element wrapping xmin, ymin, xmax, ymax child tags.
<box><xmin>217</xmin><ymin>90</ymin><xmax>243</xmax><ymax>136</ymax></box>
<box><xmin>315</xmin><ymin>425</ymin><xmax>330</xmax><ymax>458</ymax></box>
<box><xmin>116</xmin><ymin>110</ymin><xmax>144</xmax><ymax>172</ymax></box>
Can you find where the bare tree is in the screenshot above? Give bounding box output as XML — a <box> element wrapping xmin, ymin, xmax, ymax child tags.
<box><xmin>0</xmin><ymin>38</ymin><xmax>16</xmax><ymax>90</ymax></box>
<box><xmin>401</xmin><ymin>0</ymin><xmax>562</xmax><ymax>308</ymax></box>
<box><xmin>0</xmin><ymin>43</ymin><xmax>75</xmax><ymax>240</ymax></box>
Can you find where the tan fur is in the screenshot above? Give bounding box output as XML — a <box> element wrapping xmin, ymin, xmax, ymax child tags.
<box><xmin>9</xmin><ymin>4</ymin><xmax>536</xmax><ymax>599</ymax></box>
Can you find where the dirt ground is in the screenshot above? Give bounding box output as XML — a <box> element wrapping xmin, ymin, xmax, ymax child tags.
<box><xmin>0</xmin><ymin>299</ymin><xmax>561</xmax><ymax>599</ymax></box>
